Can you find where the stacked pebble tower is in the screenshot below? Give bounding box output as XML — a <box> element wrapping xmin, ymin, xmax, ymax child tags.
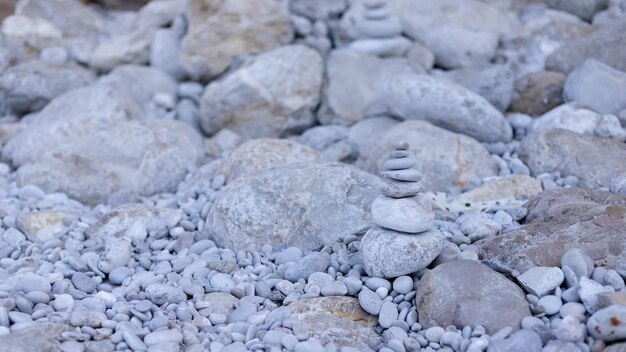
<box><xmin>341</xmin><ymin>0</ymin><xmax>411</xmax><ymax>57</ymax></box>
<box><xmin>360</xmin><ymin>141</ymin><xmax>445</xmax><ymax>278</ymax></box>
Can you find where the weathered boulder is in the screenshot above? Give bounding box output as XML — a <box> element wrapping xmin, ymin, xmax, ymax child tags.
<box><xmin>3</xmin><ymin>83</ymin><xmax>141</xmax><ymax>166</ymax></box>
<box><xmin>0</xmin><ymin>60</ymin><xmax>96</xmax><ymax>113</ymax></box>
<box><xmin>530</xmin><ymin>103</ymin><xmax>625</xmax><ymax>141</ymax></box>
<box><xmin>545</xmin><ymin>20</ymin><xmax>626</xmax><ymax>74</ymax></box>
<box><xmin>519</xmin><ymin>128</ymin><xmax>626</xmax><ymax>189</ymax></box>
<box><xmin>379</xmin><ymin>74</ymin><xmax>512</xmax><ymax>143</ymax></box>
<box><xmin>355</xmin><ymin>120</ymin><xmax>498</xmax><ymax>192</ymax></box>
<box><xmin>180</xmin><ymin>0</ymin><xmax>293</xmax><ymax>80</ymax></box>
<box><xmin>433</xmin><ymin>64</ymin><xmax>514</xmax><ymax>112</ymax></box>
<box><xmin>99</xmin><ymin>64</ymin><xmax>178</xmax><ymax>107</ymax></box>
<box><xmin>199</xmin><ymin>45</ymin><xmax>323</xmax><ymax>140</ymax></box>
<box><xmin>318</xmin><ymin>48</ymin><xmax>422</xmax><ymax>126</ymax></box>
<box><xmin>14</xmin><ymin>119</ymin><xmax>203</xmax><ymax>205</ymax></box>
<box><xmin>510</xmin><ymin>71</ymin><xmax>566</xmax><ymax>116</ymax></box>
<box><xmin>206</xmin><ymin>160</ymin><xmax>382</xmax><ymax>251</ymax></box>
<box><xmin>0</xmin><ymin>323</ymin><xmax>69</xmax><ymax>352</ymax></box>
<box><xmin>287</xmin><ymin>297</ymin><xmax>381</xmax><ymax>351</ymax></box>
<box><xmin>416</xmin><ymin>260</ymin><xmax>531</xmax><ymax>333</ymax></box>
<box><xmin>16</xmin><ymin>0</ymin><xmax>107</xmax><ymax>39</ymax></box>
<box><xmin>400</xmin><ymin>0</ymin><xmax>517</xmax><ymax>68</ymax></box>
<box><xmin>455</xmin><ymin>175</ymin><xmax>542</xmax><ymax>205</ymax></box>
<box><xmin>563</xmin><ymin>59</ymin><xmax>626</xmax><ymax>115</ymax></box>
<box><xmin>16</xmin><ymin>211</ymin><xmax>76</xmax><ymax>243</ymax></box>
<box><xmin>476</xmin><ymin>187</ymin><xmax>626</xmax><ymax>272</ymax></box>
<box><xmin>89</xmin><ymin>29</ymin><xmax>155</xmax><ymax>72</ymax></box>
<box><xmin>217</xmin><ymin>139</ymin><xmax>322</xmax><ymax>184</ymax></box>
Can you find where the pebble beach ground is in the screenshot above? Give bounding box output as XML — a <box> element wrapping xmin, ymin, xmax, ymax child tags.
<box><xmin>1</xmin><ymin>0</ymin><xmax>626</xmax><ymax>352</ymax></box>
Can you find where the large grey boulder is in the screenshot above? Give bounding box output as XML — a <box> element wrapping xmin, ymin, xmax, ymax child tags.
<box><xmin>416</xmin><ymin>260</ymin><xmax>531</xmax><ymax>333</ymax></box>
<box><xmin>180</xmin><ymin>0</ymin><xmax>294</xmax><ymax>80</ymax></box>
<box><xmin>3</xmin><ymin>83</ymin><xmax>141</xmax><ymax>166</ymax></box>
<box><xmin>433</xmin><ymin>64</ymin><xmax>514</xmax><ymax>113</ymax></box>
<box><xmin>199</xmin><ymin>45</ymin><xmax>323</xmax><ymax>140</ymax></box>
<box><xmin>217</xmin><ymin>139</ymin><xmax>322</xmax><ymax>184</ymax></box>
<box><xmin>15</xmin><ymin>0</ymin><xmax>107</xmax><ymax>39</ymax></box>
<box><xmin>287</xmin><ymin>297</ymin><xmax>381</xmax><ymax>351</ymax></box>
<box><xmin>400</xmin><ymin>0</ymin><xmax>517</xmax><ymax>68</ymax></box>
<box><xmin>519</xmin><ymin>128</ymin><xmax>626</xmax><ymax>189</ymax></box>
<box><xmin>14</xmin><ymin>119</ymin><xmax>203</xmax><ymax>205</ymax></box>
<box><xmin>355</xmin><ymin>120</ymin><xmax>498</xmax><ymax>192</ymax></box>
<box><xmin>0</xmin><ymin>322</ymin><xmax>69</xmax><ymax>352</ymax></box>
<box><xmin>99</xmin><ymin>64</ymin><xmax>177</xmax><ymax>107</ymax></box>
<box><xmin>545</xmin><ymin>20</ymin><xmax>626</xmax><ymax>74</ymax></box>
<box><xmin>476</xmin><ymin>188</ymin><xmax>626</xmax><ymax>272</ymax></box>
<box><xmin>531</xmin><ymin>103</ymin><xmax>625</xmax><ymax>141</ymax></box>
<box><xmin>206</xmin><ymin>160</ymin><xmax>382</xmax><ymax>251</ymax></box>
<box><xmin>500</xmin><ymin>9</ymin><xmax>593</xmax><ymax>79</ymax></box>
<box><xmin>563</xmin><ymin>59</ymin><xmax>626</xmax><ymax>115</ymax></box>
<box><xmin>379</xmin><ymin>74</ymin><xmax>512</xmax><ymax>143</ymax></box>
<box><xmin>0</xmin><ymin>60</ymin><xmax>96</xmax><ymax>113</ymax></box>
<box><xmin>510</xmin><ymin>71</ymin><xmax>566</xmax><ymax>116</ymax></box>
<box><xmin>318</xmin><ymin>49</ymin><xmax>421</xmax><ymax>126</ymax></box>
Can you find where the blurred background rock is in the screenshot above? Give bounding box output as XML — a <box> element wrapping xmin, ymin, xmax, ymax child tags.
<box><xmin>0</xmin><ymin>0</ymin><xmax>150</xmax><ymax>20</ymax></box>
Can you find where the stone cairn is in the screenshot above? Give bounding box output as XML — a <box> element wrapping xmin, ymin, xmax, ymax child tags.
<box><xmin>340</xmin><ymin>0</ymin><xmax>411</xmax><ymax>57</ymax></box>
<box><xmin>360</xmin><ymin>141</ymin><xmax>444</xmax><ymax>278</ymax></box>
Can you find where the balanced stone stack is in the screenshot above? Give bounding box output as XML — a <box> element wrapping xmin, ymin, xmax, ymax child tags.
<box><xmin>360</xmin><ymin>141</ymin><xmax>444</xmax><ymax>278</ymax></box>
<box><xmin>342</xmin><ymin>0</ymin><xmax>411</xmax><ymax>57</ymax></box>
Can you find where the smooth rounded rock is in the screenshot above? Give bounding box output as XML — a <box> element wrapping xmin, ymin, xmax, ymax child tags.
<box><xmin>371</xmin><ymin>196</ymin><xmax>433</xmax><ymax>233</ymax></box>
<box><xmin>537</xmin><ymin>295</ymin><xmax>562</xmax><ymax>316</ymax></box>
<box><xmin>360</xmin><ymin>227</ymin><xmax>444</xmax><ymax>278</ymax></box>
<box><xmin>358</xmin><ymin>288</ymin><xmax>382</xmax><ymax>315</ymax></box>
<box><xmin>416</xmin><ymin>260</ymin><xmax>531</xmax><ymax>334</ymax></box>
<box><xmin>392</xmin><ymin>276</ymin><xmax>413</xmax><ymax>295</ymax></box>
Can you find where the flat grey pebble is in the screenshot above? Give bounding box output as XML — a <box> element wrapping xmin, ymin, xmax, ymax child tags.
<box><xmin>392</xmin><ymin>276</ymin><xmax>413</xmax><ymax>295</ymax></box>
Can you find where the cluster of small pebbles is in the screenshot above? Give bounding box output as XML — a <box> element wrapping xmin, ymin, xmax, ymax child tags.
<box><xmin>0</xmin><ymin>0</ymin><xmax>626</xmax><ymax>351</ymax></box>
